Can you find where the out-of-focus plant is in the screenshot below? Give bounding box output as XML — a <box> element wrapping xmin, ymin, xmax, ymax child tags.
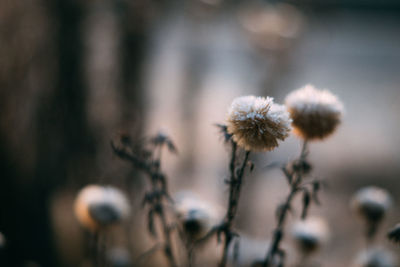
<box><xmin>174</xmin><ymin>191</ymin><xmax>222</xmax><ymax>266</ymax></box>
<box><xmin>350</xmin><ymin>186</ymin><xmax>396</xmax><ymax>267</ymax></box>
<box><xmin>351</xmin><ymin>186</ymin><xmax>392</xmax><ymax>242</ymax></box>
<box><xmin>290</xmin><ymin>216</ymin><xmax>330</xmax><ymax>266</ymax></box>
<box><xmin>111</xmin><ymin>132</ymin><xmax>179</xmax><ymax>267</ymax></box>
<box><xmin>192</xmin><ymin>95</ymin><xmax>291</xmax><ymax>267</ymax></box>
<box><xmin>262</xmin><ymin>85</ymin><xmax>344</xmax><ymax>267</ymax></box>
<box><xmin>74</xmin><ymin>185</ymin><xmax>130</xmax><ymax>267</ymax></box>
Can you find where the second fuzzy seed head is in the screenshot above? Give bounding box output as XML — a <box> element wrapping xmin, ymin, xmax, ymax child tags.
<box><xmin>285</xmin><ymin>84</ymin><xmax>343</xmax><ymax>140</ymax></box>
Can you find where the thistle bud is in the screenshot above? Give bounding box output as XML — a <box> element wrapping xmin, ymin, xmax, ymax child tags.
<box><xmin>291</xmin><ymin>217</ymin><xmax>330</xmax><ymax>255</ymax></box>
<box><xmin>351</xmin><ymin>186</ymin><xmax>391</xmax><ymax>238</ymax></box>
<box><xmin>174</xmin><ymin>192</ymin><xmax>220</xmax><ymax>241</ymax></box>
<box><xmin>74</xmin><ymin>185</ymin><xmax>130</xmax><ymax>232</ymax></box>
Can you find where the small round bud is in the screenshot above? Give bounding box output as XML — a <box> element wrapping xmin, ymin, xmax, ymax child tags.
<box><xmin>74</xmin><ymin>185</ymin><xmax>130</xmax><ymax>232</ymax></box>
<box><xmin>174</xmin><ymin>192</ymin><xmax>220</xmax><ymax>241</ymax></box>
<box><xmin>285</xmin><ymin>84</ymin><xmax>344</xmax><ymax>140</ymax></box>
<box><xmin>227</xmin><ymin>96</ymin><xmax>292</xmax><ymax>152</ymax></box>
<box><xmin>351</xmin><ymin>186</ymin><xmax>391</xmax><ymax>225</ymax></box>
<box><xmin>291</xmin><ymin>217</ymin><xmax>330</xmax><ymax>255</ymax></box>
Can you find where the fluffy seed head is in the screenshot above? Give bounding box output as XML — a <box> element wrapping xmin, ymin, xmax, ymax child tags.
<box><xmin>291</xmin><ymin>217</ymin><xmax>330</xmax><ymax>255</ymax></box>
<box><xmin>285</xmin><ymin>84</ymin><xmax>343</xmax><ymax>140</ymax></box>
<box><xmin>227</xmin><ymin>95</ymin><xmax>292</xmax><ymax>151</ymax></box>
<box><xmin>353</xmin><ymin>248</ymin><xmax>397</xmax><ymax>267</ymax></box>
<box><xmin>174</xmin><ymin>192</ymin><xmax>220</xmax><ymax>241</ymax></box>
<box><xmin>351</xmin><ymin>186</ymin><xmax>391</xmax><ymax>225</ymax></box>
<box><xmin>74</xmin><ymin>185</ymin><xmax>130</xmax><ymax>232</ymax></box>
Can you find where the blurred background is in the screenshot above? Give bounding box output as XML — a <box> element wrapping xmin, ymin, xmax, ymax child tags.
<box><xmin>1</xmin><ymin>0</ymin><xmax>400</xmax><ymax>266</ymax></box>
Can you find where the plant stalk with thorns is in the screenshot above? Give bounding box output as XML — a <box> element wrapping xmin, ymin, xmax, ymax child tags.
<box><xmin>111</xmin><ymin>132</ymin><xmax>178</xmax><ymax>267</ymax></box>
<box><xmin>262</xmin><ymin>140</ymin><xmax>322</xmax><ymax>267</ymax></box>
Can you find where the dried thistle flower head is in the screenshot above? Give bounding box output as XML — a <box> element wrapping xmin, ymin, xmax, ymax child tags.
<box><xmin>227</xmin><ymin>95</ymin><xmax>292</xmax><ymax>151</ymax></box>
<box><xmin>74</xmin><ymin>185</ymin><xmax>130</xmax><ymax>232</ymax></box>
<box><xmin>387</xmin><ymin>223</ymin><xmax>400</xmax><ymax>245</ymax></box>
<box><xmin>351</xmin><ymin>186</ymin><xmax>392</xmax><ymax>226</ymax></box>
<box><xmin>285</xmin><ymin>84</ymin><xmax>344</xmax><ymax>140</ymax></box>
<box><xmin>291</xmin><ymin>217</ymin><xmax>330</xmax><ymax>255</ymax></box>
<box><xmin>174</xmin><ymin>192</ymin><xmax>220</xmax><ymax>241</ymax></box>
<box><xmin>353</xmin><ymin>248</ymin><xmax>398</xmax><ymax>267</ymax></box>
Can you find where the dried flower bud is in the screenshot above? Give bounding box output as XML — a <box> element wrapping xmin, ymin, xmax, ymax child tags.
<box><xmin>387</xmin><ymin>223</ymin><xmax>400</xmax><ymax>245</ymax></box>
<box><xmin>351</xmin><ymin>186</ymin><xmax>391</xmax><ymax>225</ymax></box>
<box><xmin>353</xmin><ymin>248</ymin><xmax>397</xmax><ymax>267</ymax></box>
<box><xmin>227</xmin><ymin>96</ymin><xmax>292</xmax><ymax>152</ymax></box>
<box><xmin>174</xmin><ymin>192</ymin><xmax>220</xmax><ymax>241</ymax></box>
<box><xmin>107</xmin><ymin>247</ymin><xmax>131</xmax><ymax>267</ymax></box>
<box><xmin>285</xmin><ymin>84</ymin><xmax>343</xmax><ymax>140</ymax></box>
<box><xmin>74</xmin><ymin>185</ymin><xmax>130</xmax><ymax>232</ymax></box>
<box><xmin>291</xmin><ymin>217</ymin><xmax>330</xmax><ymax>255</ymax></box>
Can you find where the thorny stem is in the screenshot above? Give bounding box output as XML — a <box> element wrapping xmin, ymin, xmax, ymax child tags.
<box><xmin>147</xmin><ymin>145</ymin><xmax>177</xmax><ymax>267</ymax></box>
<box><xmin>111</xmin><ymin>137</ymin><xmax>178</xmax><ymax>267</ymax></box>
<box><xmin>263</xmin><ymin>140</ymin><xmax>309</xmax><ymax>267</ymax></box>
<box><xmin>219</xmin><ymin>142</ymin><xmax>250</xmax><ymax>267</ymax></box>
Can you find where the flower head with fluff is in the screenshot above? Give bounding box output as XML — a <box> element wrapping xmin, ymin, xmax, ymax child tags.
<box><xmin>174</xmin><ymin>191</ymin><xmax>221</xmax><ymax>241</ymax></box>
<box><xmin>74</xmin><ymin>185</ymin><xmax>130</xmax><ymax>232</ymax></box>
<box><xmin>285</xmin><ymin>84</ymin><xmax>343</xmax><ymax>140</ymax></box>
<box><xmin>291</xmin><ymin>216</ymin><xmax>330</xmax><ymax>255</ymax></box>
<box><xmin>351</xmin><ymin>186</ymin><xmax>391</xmax><ymax>225</ymax></box>
<box><xmin>351</xmin><ymin>186</ymin><xmax>391</xmax><ymax>239</ymax></box>
<box><xmin>227</xmin><ymin>96</ymin><xmax>291</xmax><ymax>152</ymax></box>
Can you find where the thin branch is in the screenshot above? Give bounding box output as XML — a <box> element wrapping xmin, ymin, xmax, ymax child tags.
<box><xmin>263</xmin><ymin>140</ymin><xmax>309</xmax><ymax>267</ymax></box>
<box><xmin>111</xmin><ymin>134</ymin><xmax>178</xmax><ymax>267</ymax></box>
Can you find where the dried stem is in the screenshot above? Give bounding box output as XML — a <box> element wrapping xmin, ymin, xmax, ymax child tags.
<box><xmin>91</xmin><ymin>231</ymin><xmax>106</xmax><ymax>267</ymax></box>
<box><xmin>263</xmin><ymin>140</ymin><xmax>309</xmax><ymax>267</ymax></box>
<box><xmin>219</xmin><ymin>142</ymin><xmax>250</xmax><ymax>267</ymax></box>
<box><xmin>111</xmin><ymin>134</ymin><xmax>178</xmax><ymax>267</ymax></box>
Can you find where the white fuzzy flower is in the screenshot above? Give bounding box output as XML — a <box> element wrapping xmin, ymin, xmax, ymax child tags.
<box><xmin>285</xmin><ymin>84</ymin><xmax>343</xmax><ymax>140</ymax></box>
<box><xmin>227</xmin><ymin>95</ymin><xmax>292</xmax><ymax>152</ymax></box>
<box><xmin>174</xmin><ymin>192</ymin><xmax>221</xmax><ymax>241</ymax></box>
<box><xmin>291</xmin><ymin>217</ymin><xmax>330</xmax><ymax>255</ymax></box>
<box><xmin>353</xmin><ymin>248</ymin><xmax>397</xmax><ymax>267</ymax></box>
<box><xmin>74</xmin><ymin>185</ymin><xmax>130</xmax><ymax>232</ymax></box>
<box><xmin>351</xmin><ymin>186</ymin><xmax>392</xmax><ymax>225</ymax></box>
